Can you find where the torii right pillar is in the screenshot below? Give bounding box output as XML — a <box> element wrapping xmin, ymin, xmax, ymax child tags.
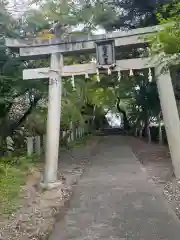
<box><xmin>155</xmin><ymin>65</ymin><xmax>180</xmax><ymax>178</ymax></box>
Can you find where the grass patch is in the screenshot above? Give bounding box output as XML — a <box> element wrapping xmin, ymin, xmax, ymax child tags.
<box><xmin>0</xmin><ymin>155</ymin><xmax>40</xmax><ymax>215</ymax></box>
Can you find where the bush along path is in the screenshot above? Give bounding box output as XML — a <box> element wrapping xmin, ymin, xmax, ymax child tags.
<box><xmin>0</xmin><ymin>136</ymin><xmax>100</xmax><ymax>240</ymax></box>
<box><xmin>0</xmin><ymin>155</ymin><xmax>40</xmax><ymax>216</ymax></box>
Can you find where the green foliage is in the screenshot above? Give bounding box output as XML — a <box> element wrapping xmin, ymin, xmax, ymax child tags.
<box><xmin>0</xmin><ymin>164</ymin><xmax>26</xmax><ymax>214</ymax></box>
<box><xmin>73</xmin><ymin>0</ymin><xmax>175</xmax><ymax>31</ymax></box>
<box><xmin>0</xmin><ymin>0</ymin><xmax>169</xmax><ymax>219</ymax></box>
<box><xmin>0</xmin><ymin>154</ymin><xmax>40</xmax><ymax>215</ymax></box>
<box><xmin>68</xmin><ymin>133</ymin><xmax>91</xmax><ymax>149</ymax></box>
<box><xmin>149</xmin><ymin>1</ymin><xmax>180</xmax><ymax>67</ymax></box>
<box><xmin>0</xmin><ymin>0</ymin><xmax>165</xmax><ymax>145</ymax></box>
<box><xmin>0</xmin><ymin>3</ymin><xmax>48</xmax><ymax>148</ymax></box>
<box><xmin>119</xmin><ymin>70</ymin><xmax>161</xmax><ymax>132</ymax></box>
<box><xmin>73</xmin><ymin>0</ymin><xmax>117</xmax><ymax>31</ymax></box>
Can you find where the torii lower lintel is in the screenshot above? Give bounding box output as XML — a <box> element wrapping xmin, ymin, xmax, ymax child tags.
<box><xmin>23</xmin><ymin>58</ymin><xmax>153</xmax><ymax>80</ymax></box>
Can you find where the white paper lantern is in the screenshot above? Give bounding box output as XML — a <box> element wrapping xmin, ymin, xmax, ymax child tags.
<box><xmin>118</xmin><ymin>71</ymin><xmax>121</xmax><ymax>82</ymax></box>
<box><xmin>129</xmin><ymin>69</ymin><xmax>134</xmax><ymax>77</ymax></box>
<box><xmin>108</xmin><ymin>68</ymin><xmax>111</xmax><ymax>75</ymax></box>
<box><xmin>148</xmin><ymin>68</ymin><xmax>153</xmax><ymax>82</ymax></box>
<box><xmin>96</xmin><ymin>69</ymin><xmax>100</xmax><ymax>82</ymax></box>
<box><xmin>85</xmin><ymin>73</ymin><xmax>89</xmax><ymax>79</ymax></box>
<box><xmin>71</xmin><ymin>75</ymin><xmax>75</xmax><ymax>88</ymax></box>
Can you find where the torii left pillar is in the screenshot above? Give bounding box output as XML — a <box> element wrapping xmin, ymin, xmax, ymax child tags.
<box><xmin>44</xmin><ymin>53</ymin><xmax>63</xmax><ymax>184</ymax></box>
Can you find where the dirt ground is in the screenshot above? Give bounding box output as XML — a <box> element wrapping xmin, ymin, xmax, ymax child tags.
<box><xmin>127</xmin><ymin>136</ymin><xmax>180</xmax><ymax>220</ymax></box>
<box><xmin>0</xmin><ymin>136</ymin><xmax>99</xmax><ymax>240</ymax></box>
<box><xmin>1</xmin><ymin>135</ymin><xmax>180</xmax><ymax>239</ymax></box>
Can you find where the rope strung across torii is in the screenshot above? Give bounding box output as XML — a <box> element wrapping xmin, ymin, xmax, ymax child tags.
<box><xmin>38</xmin><ymin>63</ymin><xmax>153</xmax><ymax>85</ymax></box>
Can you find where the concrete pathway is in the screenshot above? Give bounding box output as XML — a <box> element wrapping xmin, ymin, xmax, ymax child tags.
<box><xmin>49</xmin><ymin>136</ymin><xmax>180</xmax><ymax>240</ymax></box>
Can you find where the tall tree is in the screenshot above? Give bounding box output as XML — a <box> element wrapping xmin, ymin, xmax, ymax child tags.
<box><xmin>149</xmin><ymin>1</ymin><xmax>180</xmax><ymax>113</ymax></box>
<box><xmin>0</xmin><ymin>2</ymin><xmax>48</xmax><ymax>154</ymax></box>
<box><xmin>73</xmin><ymin>0</ymin><xmax>176</xmax><ymax>31</ymax></box>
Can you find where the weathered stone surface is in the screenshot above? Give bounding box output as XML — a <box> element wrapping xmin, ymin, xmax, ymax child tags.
<box><xmin>5</xmin><ymin>25</ymin><xmax>161</xmax><ymax>57</ymax></box>
<box><xmin>5</xmin><ymin>25</ymin><xmax>160</xmax><ymax>47</ymax></box>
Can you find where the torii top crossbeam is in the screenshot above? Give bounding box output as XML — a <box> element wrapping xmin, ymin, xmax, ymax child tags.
<box><xmin>5</xmin><ymin>25</ymin><xmax>161</xmax><ymax>79</ymax></box>
<box><xmin>5</xmin><ymin>25</ymin><xmax>161</xmax><ymax>57</ymax></box>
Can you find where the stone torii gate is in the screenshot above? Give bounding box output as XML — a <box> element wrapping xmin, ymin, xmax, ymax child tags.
<box><xmin>5</xmin><ymin>25</ymin><xmax>180</xmax><ymax>184</ymax></box>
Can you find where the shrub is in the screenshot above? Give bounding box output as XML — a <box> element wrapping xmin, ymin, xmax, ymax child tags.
<box><xmin>0</xmin><ymin>154</ymin><xmax>40</xmax><ymax>215</ymax></box>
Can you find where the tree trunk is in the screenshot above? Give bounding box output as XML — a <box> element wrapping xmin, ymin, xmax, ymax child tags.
<box><xmin>135</xmin><ymin>127</ymin><xmax>138</xmax><ymax>137</ymax></box>
<box><xmin>0</xmin><ymin>95</ymin><xmax>40</xmax><ymax>139</ymax></box>
<box><xmin>147</xmin><ymin>124</ymin><xmax>151</xmax><ymax>144</ymax></box>
<box><xmin>116</xmin><ymin>97</ymin><xmax>130</xmax><ymax>132</ymax></box>
<box><xmin>139</xmin><ymin>121</ymin><xmax>144</xmax><ymax>139</ymax></box>
<box><xmin>0</xmin><ymin>136</ymin><xmax>6</xmax><ymax>156</ymax></box>
<box><xmin>60</xmin><ymin>129</ymin><xmax>72</xmax><ymax>147</ymax></box>
<box><xmin>158</xmin><ymin>113</ymin><xmax>163</xmax><ymax>145</ymax></box>
<box><xmin>145</xmin><ymin>115</ymin><xmax>151</xmax><ymax>144</ymax></box>
<box><xmin>139</xmin><ymin>128</ymin><xmax>143</xmax><ymax>138</ymax></box>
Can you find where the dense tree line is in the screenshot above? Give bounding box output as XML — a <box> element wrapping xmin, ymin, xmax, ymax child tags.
<box><xmin>1</xmin><ymin>0</ymin><xmax>180</xmax><ymax>155</ymax></box>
